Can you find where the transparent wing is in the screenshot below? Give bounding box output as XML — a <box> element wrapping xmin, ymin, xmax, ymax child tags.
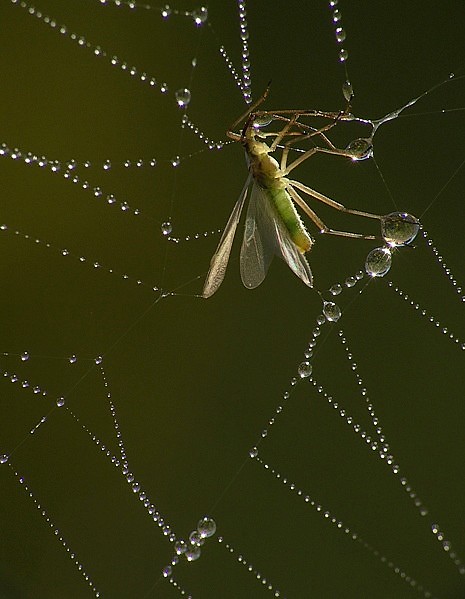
<box><xmin>240</xmin><ymin>181</ymin><xmax>275</xmax><ymax>289</ymax></box>
<box><xmin>241</xmin><ymin>181</ymin><xmax>313</xmax><ymax>289</ymax></box>
<box><xmin>202</xmin><ymin>173</ymin><xmax>252</xmax><ymax>298</ymax></box>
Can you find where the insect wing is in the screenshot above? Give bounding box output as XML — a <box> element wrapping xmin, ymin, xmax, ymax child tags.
<box><xmin>241</xmin><ymin>182</ymin><xmax>313</xmax><ymax>289</ymax></box>
<box><xmin>240</xmin><ymin>181</ymin><xmax>275</xmax><ymax>289</ymax></box>
<box><xmin>202</xmin><ymin>173</ymin><xmax>252</xmax><ymax>298</ymax></box>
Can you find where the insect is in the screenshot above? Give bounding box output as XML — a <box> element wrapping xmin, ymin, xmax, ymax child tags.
<box><xmin>201</xmin><ymin>91</ymin><xmax>391</xmax><ymax>299</ymax></box>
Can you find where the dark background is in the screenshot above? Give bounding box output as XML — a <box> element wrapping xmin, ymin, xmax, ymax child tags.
<box><xmin>0</xmin><ymin>1</ymin><xmax>464</xmax><ymax>598</ymax></box>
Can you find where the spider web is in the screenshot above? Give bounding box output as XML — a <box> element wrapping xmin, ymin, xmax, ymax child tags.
<box><xmin>1</xmin><ymin>1</ymin><xmax>464</xmax><ymax>598</ymax></box>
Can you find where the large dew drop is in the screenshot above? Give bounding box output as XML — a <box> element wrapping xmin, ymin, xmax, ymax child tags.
<box><xmin>175</xmin><ymin>88</ymin><xmax>191</xmax><ymax>108</ymax></box>
<box><xmin>298</xmin><ymin>361</ymin><xmax>313</xmax><ymax>378</ymax></box>
<box><xmin>345</xmin><ymin>138</ymin><xmax>373</xmax><ymax>161</ymax></box>
<box><xmin>365</xmin><ymin>247</ymin><xmax>392</xmax><ymax>277</ymax></box>
<box><xmin>381</xmin><ymin>212</ymin><xmax>420</xmax><ymax>246</ymax></box>
<box><xmin>197</xmin><ymin>516</ymin><xmax>216</xmax><ymax>539</ymax></box>
<box><xmin>323</xmin><ymin>301</ymin><xmax>342</xmax><ymax>322</ymax></box>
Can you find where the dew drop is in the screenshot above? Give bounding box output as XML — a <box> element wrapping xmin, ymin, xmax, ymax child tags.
<box><xmin>56</xmin><ymin>397</ymin><xmax>65</xmax><ymax>407</ymax></box>
<box><xmin>381</xmin><ymin>212</ymin><xmax>420</xmax><ymax>246</ymax></box>
<box><xmin>20</xmin><ymin>351</ymin><xmax>29</xmax><ymax>362</ymax></box>
<box><xmin>346</xmin><ymin>138</ymin><xmax>373</xmax><ymax>161</ymax></box>
<box><xmin>162</xmin><ymin>565</ymin><xmax>172</xmax><ymax>577</ymax></box>
<box><xmin>329</xmin><ymin>283</ymin><xmax>342</xmax><ymax>296</ymax></box>
<box><xmin>161</xmin><ymin>4</ymin><xmax>171</xmax><ymax>18</ymax></box>
<box><xmin>249</xmin><ymin>446</ymin><xmax>258</xmax><ymax>458</ymax></box>
<box><xmin>161</xmin><ymin>222</ymin><xmax>172</xmax><ymax>236</ymax></box>
<box><xmin>342</xmin><ymin>79</ymin><xmax>353</xmax><ymax>102</ymax></box>
<box><xmin>174</xmin><ymin>540</ymin><xmax>187</xmax><ymax>555</ymax></box>
<box><xmin>323</xmin><ymin>301</ymin><xmax>341</xmax><ymax>322</ymax></box>
<box><xmin>94</xmin><ymin>355</ymin><xmax>103</xmax><ymax>365</ymax></box>
<box><xmin>185</xmin><ymin>545</ymin><xmax>201</xmax><ymax>561</ymax></box>
<box><xmin>197</xmin><ymin>516</ymin><xmax>216</xmax><ymax>538</ymax></box>
<box><xmin>365</xmin><ymin>247</ymin><xmax>392</xmax><ymax>277</ymax></box>
<box><xmin>192</xmin><ymin>6</ymin><xmax>208</xmax><ymax>25</ymax></box>
<box><xmin>171</xmin><ymin>156</ymin><xmax>181</xmax><ymax>167</ymax></box>
<box><xmin>189</xmin><ymin>530</ymin><xmax>204</xmax><ymax>546</ymax></box>
<box><xmin>68</xmin><ymin>355</ymin><xmax>77</xmax><ymax>364</ymax></box>
<box><xmin>338</xmin><ymin>48</ymin><xmax>348</xmax><ymax>62</ymax></box>
<box><xmin>298</xmin><ymin>361</ymin><xmax>313</xmax><ymax>378</ymax></box>
<box><xmin>175</xmin><ymin>88</ymin><xmax>191</xmax><ymax>108</ymax></box>
<box><xmin>0</xmin><ymin>454</ymin><xmax>9</xmax><ymax>464</ymax></box>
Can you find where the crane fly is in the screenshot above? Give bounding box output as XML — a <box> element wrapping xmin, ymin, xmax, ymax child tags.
<box><xmin>202</xmin><ymin>90</ymin><xmax>386</xmax><ymax>299</ymax></box>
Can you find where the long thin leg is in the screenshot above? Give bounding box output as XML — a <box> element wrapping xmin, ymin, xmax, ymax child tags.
<box><xmin>289</xmin><ymin>179</ymin><xmax>381</xmax><ymax>220</ymax></box>
<box><xmin>286</xmin><ymin>185</ymin><xmax>378</xmax><ymax>241</ymax></box>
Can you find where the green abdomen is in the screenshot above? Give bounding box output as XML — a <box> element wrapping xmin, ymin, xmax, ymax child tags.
<box><xmin>267</xmin><ymin>186</ymin><xmax>313</xmax><ymax>253</ymax></box>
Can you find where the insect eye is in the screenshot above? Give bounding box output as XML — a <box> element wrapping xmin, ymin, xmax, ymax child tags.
<box><xmin>345</xmin><ymin>137</ymin><xmax>373</xmax><ymax>160</ymax></box>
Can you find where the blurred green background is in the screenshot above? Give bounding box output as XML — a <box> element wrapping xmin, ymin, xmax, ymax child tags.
<box><xmin>0</xmin><ymin>1</ymin><xmax>464</xmax><ymax>597</ymax></box>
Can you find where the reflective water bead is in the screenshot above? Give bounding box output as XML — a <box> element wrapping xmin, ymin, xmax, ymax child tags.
<box><xmin>329</xmin><ymin>283</ymin><xmax>342</xmax><ymax>296</ymax></box>
<box><xmin>345</xmin><ymin>276</ymin><xmax>356</xmax><ymax>287</ymax></box>
<box><xmin>174</xmin><ymin>540</ymin><xmax>187</xmax><ymax>555</ymax></box>
<box><xmin>338</xmin><ymin>48</ymin><xmax>348</xmax><ymax>62</ymax></box>
<box><xmin>171</xmin><ymin>156</ymin><xmax>180</xmax><ymax>167</ymax></box>
<box><xmin>298</xmin><ymin>361</ymin><xmax>313</xmax><ymax>378</ymax></box>
<box><xmin>342</xmin><ymin>80</ymin><xmax>353</xmax><ymax>102</ymax></box>
<box><xmin>0</xmin><ymin>454</ymin><xmax>9</xmax><ymax>464</ymax></box>
<box><xmin>381</xmin><ymin>212</ymin><xmax>420</xmax><ymax>246</ymax></box>
<box><xmin>161</xmin><ymin>4</ymin><xmax>171</xmax><ymax>18</ymax></box>
<box><xmin>249</xmin><ymin>446</ymin><xmax>258</xmax><ymax>458</ymax></box>
<box><xmin>175</xmin><ymin>88</ymin><xmax>191</xmax><ymax>108</ymax></box>
<box><xmin>162</xmin><ymin>565</ymin><xmax>172</xmax><ymax>578</ymax></box>
<box><xmin>197</xmin><ymin>516</ymin><xmax>216</xmax><ymax>538</ymax></box>
<box><xmin>68</xmin><ymin>354</ymin><xmax>77</xmax><ymax>364</ymax></box>
<box><xmin>20</xmin><ymin>351</ymin><xmax>29</xmax><ymax>361</ymax></box>
<box><xmin>161</xmin><ymin>222</ymin><xmax>172</xmax><ymax>236</ymax></box>
<box><xmin>335</xmin><ymin>26</ymin><xmax>346</xmax><ymax>43</ymax></box>
<box><xmin>103</xmin><ymin>159</ymin><xmax>111</xmax><ymax>170</ymax></box>
<box><xmin>192</xmin><ymin>6</ymin><xmax>208</xmax><ymax>25</ymax></box>
<box><xmin>56</xmin><ymin>397</ymin><xmax>65</xmax><ymax>407</ymax></box>
<box><xmin>346</xmin><ymin>138</ymin><xmax>373</xmax><ymax>161</ymax></box>
<box><xmin>94</xmin><ymin>355</ymin><xmax>103</xmax><ymax>365</ymax></box>
<box><xmin>365</xmin><ymin>247</ymin><xmax>392</xmax><ymax>277</ymax></box>
<box><xmin>185</xmin><ymin>545</ymin><xmax>201</xmax><ymax>561</ymax></box>
<box><xmin>189</xmin><ymin>530</ymin><xmax>204</xmax><ymax>546</ymax></box>
<box><xmin>323</xmin><ymin>301</ymin><xmax>341</xmax><ymax>322</ymax></box>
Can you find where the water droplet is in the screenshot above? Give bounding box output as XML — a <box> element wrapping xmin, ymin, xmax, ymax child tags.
<box><xmin>189</xmin><ymin>530</ymin><xmax>204</xmax><ymax>546</ymax></box>
<box><xmin>162</xmin><ymin>565</ymin><xmax>172</xmax><ymax>577</ymax></box>
<box><xmin>103</xmin><ymin>159</ymin><xmax>111</xmax><ymax>170</ymax></box>
<box><xmin>56</xmin><ymin>397</ymin><xmax>65</xmax><ymax>407</ymax></box>
<box><xmin>161</xmin><ymin>4</ymin><xmax>171</xmax><ymax>18</ymax></box>
<box><xmin>174</xmin><ymin>540</ymin><xmax>187</xmax><ymax>555</ymax></box>
<box><xmin>346</xmin><ymin>138</ymin><xmax>373</xmax><ymax>161</ymax></box>
<box><xmin>338</xmin><ymin>48</ymin><xmax>348</xmax><ymax>62</ymax></box>
<box><xmin>329</xmin><ymin>283</ymin><xmax>342</xmax><ymax>296</ymax></box>
<box><xmin>175</xmin><ymin>88</ymin><xmax>191</xmax><ymax>108</ymax></box>
<box><xmin>249</xmin><ymin>446</ymin><xmax>258</xmax><ymax>458</ymax></box>
<box><xmin>20</xmin><ymin>351</ymin><xmax>29</xmax><ymax>362</ymax></box>
<box><xmin>323</xmin><ymin>301</ymin><xmax>341</xmax><ymax>322</ymax></box>
<box><xmin>185</xmin><ymin>545</ymin><xmax>201</xmax><ymax>561</ymax></box>
<box><xmin>365</xmin><ymin>247</ymin><xmax>392</xmax><ymax>277</ymax></box>
<box><xmin>197</xmin><ymin>516</ymin><xmax>216</xmax><ymax>538</ymax></box>
<box><xmin>68</xmin><ymin>355</ymin><xmax>77</xmax><ymax>364</ymax></box>
<box><xmin>253</xmin><ymin>115</ymin><xmax>273</xmax><ymax>128</ymax></box>
<box><xmin>342</xmin><ymin>79</ymin><xmax>353</xmax><ymax>102</ymax></box>
<box><xmin>94</xmin><ymin>355</ymin><xmax>103</xmax><ymax>365</ymax></box>
<box><xmin>171</xmin><ymin>156</ymin><xmax>181</xmax><ymax>167</ymax></box>
<box><xmin>298</xmin><ymin>361</ymin><xmax>313</xmax><ymax>378</ymax></box>
<box><xmin>335</xmin><ymin>27</ymin><xmax>346</xmax><ymax>43</ymax></box>
<box><xmin>192</xmin><ymin>6</ymin><xmax>208</xmax><ymax>25</ymax></box>
<box><xmin>381</xmin><ymin>212</ymin><xmax>420</xmax><ymax>246</ymax></box>
<box><xmin>161</xmin><ymin>222</ymin><xmax>172</xmax><ymax>236</ymax></box>
<box><xmin>0</xmin><ymin>454</ymin><xmax>9</xmax><ymax>464</ymax></box>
